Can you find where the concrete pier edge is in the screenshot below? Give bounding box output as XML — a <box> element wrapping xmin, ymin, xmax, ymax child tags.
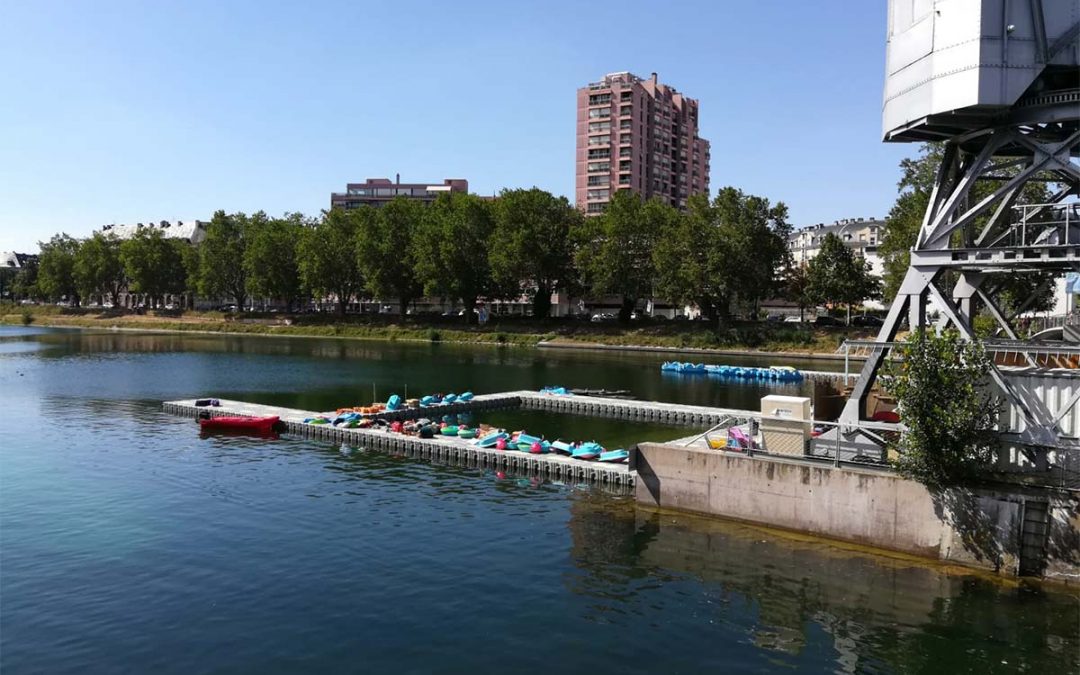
<box><xmin>635</xmin><ymin>441</ymin><xmax>1080</xmax><ymax>583</ymax></box>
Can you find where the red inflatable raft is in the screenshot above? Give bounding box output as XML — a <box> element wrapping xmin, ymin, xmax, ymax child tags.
<box><xmin>199</xmin><ymin>415</ymin><xmax>280</xmax><ymax>432</ymax></box>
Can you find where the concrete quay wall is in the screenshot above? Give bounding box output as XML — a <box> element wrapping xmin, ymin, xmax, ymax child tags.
<box><xmin>634</xmin><ymin>443</ymin><xmax>1079</xmax><ymax>583</ymax></box>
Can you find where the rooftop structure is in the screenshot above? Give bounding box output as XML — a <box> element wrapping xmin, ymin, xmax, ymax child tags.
<box><xmin>576</xmin><ymin>72</ymin><xmax>710</xmax><ymax>214</ymax></box>
<box><xmin>330</xmin><ymin>176</ymin><xmax>469</xmax><ymax>210</ymax></box>
<box><xmin>1</xmin><ymin>251</ymin><xmax>38</xmax><ymax>268</ymax></box>
<box><xmin>95</xmin><ymin>220</ymin><xmax>208</xmax><ymax>244</ymax></box>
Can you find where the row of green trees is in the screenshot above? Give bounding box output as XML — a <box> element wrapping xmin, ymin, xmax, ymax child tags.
<box><xmin>17</xmin><ymin>186</ymin><xmax>885</xmax><ymax>324</ymax></box>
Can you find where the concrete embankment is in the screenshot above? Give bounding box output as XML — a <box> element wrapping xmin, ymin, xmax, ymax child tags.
<box><xmin>634</xmin><ymin>442</ymin><xmax>1080</xmax><ymax>583</ymax></box>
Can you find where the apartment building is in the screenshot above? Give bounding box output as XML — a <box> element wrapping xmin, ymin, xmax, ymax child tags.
<box><xmin>788</xmin><ymin>217</ymin><xmax>886</xmax><ymax>277</ymax></box>
<box><xmin>576</xmin><ymin>72</ymin><xmax>710</xmax><ymax>214</ymax></box>
<box><xmin>330</xmin><ymin>176</ymin><xmax>469</xmax><ymax>210</ymax></box>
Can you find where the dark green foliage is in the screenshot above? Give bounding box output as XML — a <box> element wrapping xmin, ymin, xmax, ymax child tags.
<box><xmin>806</xmin><ymin>233</ymin><xmax>880</xmax><ymax>323</ymax></box>
<box><xmin>74</xmin><ymin>232</ymin><xmax>125</xmax><ymax>306</ymax></box>
<box><xmin>119</xmin><ymin>228</ymin><xmax>189</xmax><ymax>305</ymax></box>
<box><xmin>489</xmin><ymin>188</ymin><xmax>581</xmax><ymax>319</ymax></box>
<box><xmin>884</xmin><ymin>330</ymin><xmax>1000</xmax><ymax>486</ymax></box>
<box><xmin>199</xmin><ymin>211</ymin><xmax>251</xmax><ymax>308</ymax></box>
<box><xmin>879</xmin><ymin>188</ymin><xmax>926</xmax><ymax>301</ymax></box>
<box><xmin>11</xmin><ymin>258</ymin><xmax>39</xmax><ymax>301</ymax></box>
<box><xmin>653</xmin><ymin>193</ymin><xmax>729</xmax><ymax>321</ymax></box>
<box><xmin>298</xmin><ymin>208</ymin><xmax>365</xmax><ymax>316</ymax></box>
<box><xmin>782</xmin><ymin>263</ymin><xmax>813</xmax><ymax>321</ymax></box>
<box><xmin>37</xmin><ymin>234</ymin><xmax>81</xmax><ymax>305</ymax></box>
<box><xmin>356</xmin><ymin>198</ymin><xmax>424</xmax><ymax>317</ymax></box>
<box><xmin>245</xmin><ymin>213</ymin><xmax>304</xmax><ymax>311</ymax></box>
<box><xmin>575</xmin><ymin>191</ymin><xmax>671</xmax><ymax>323</ymax></box>
<box><xmin>653</xmin><ymin>188</ymin><xmax>791</xmax><ymax>323</ymax></box>
<box><xmin>412</xmin><ymin>193</ymin><xmax>496</xmax><ymax>325</ymax></box>
<box><xmin>0</xmin><ymin>267</ymin><xmax>16</xmax><ymax>302</ymax></box>
<box><xmin>713</xmin><ymin>187</ymin><xmax>792</xmax><ymax>318</ymax></box>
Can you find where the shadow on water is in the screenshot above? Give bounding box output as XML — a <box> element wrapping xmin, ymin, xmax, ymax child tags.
<box><xmin>567</xmin><ymin>498</ymin><xmax>1080</xmax><ymax>674</ymax></box>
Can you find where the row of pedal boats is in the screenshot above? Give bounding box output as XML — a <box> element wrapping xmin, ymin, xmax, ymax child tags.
<box><xmin>472</xmin><ymin>430</ymin><xmax>629</xmax><ymax>463</ymax></box>
<box><xmin>299</xmin><ymin>412</ymin><xmax>630</xmax><ymax>463</ymax></box>
<box><xmin>661</xmin><ymin>362</ymin><xmax>804</xmax><ymax>381</ymax></box>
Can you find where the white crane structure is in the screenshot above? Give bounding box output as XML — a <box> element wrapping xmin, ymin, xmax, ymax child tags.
<box><xmin>841</xmin><ymin>1</ymin><xmax>1080</xmax><ymax>460</ymax></box>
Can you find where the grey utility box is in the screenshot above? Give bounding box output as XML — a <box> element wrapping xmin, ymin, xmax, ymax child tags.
<box><xmin>760</xmin><ymin>395</ymin><xmax>812</xmax><ymax>457</ymax></box>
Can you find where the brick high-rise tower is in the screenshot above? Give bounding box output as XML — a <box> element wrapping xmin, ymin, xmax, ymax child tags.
<box><xmin>576</xmin><ymin>72</ymin><xmax>710</xmax><ymax>214</ymax></box>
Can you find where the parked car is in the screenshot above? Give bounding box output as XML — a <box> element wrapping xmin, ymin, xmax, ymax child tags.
<box><xmin>814</xmin><ymin>315</ymin><xmax>844</xmax><ymax>327</ymax></box>
<box><xmin>783</xmin><ymin>315</ymin><xmax>803</xmax><ymax>323</ymax></box>
<box><xmin>590</xmin><ymin>313</ymin><xmax>615</xmax><ymax>322</ymax></box>
<box><xmin>765</xmin><ymin>314</ymin><xmax>784</xmax><ymax>323</ymax></box>
<box><xmin>852</xmin><ymin>314</ymin><xmax>884</xmax><ymax>327</ymax></box>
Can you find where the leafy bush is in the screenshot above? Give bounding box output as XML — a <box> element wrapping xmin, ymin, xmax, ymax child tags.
<box><xmin>21</xmin><ymin>308</ymin><xmax>34</xmax><ymax>326</ymax></box>
<box><xmin>884</xmin><ymin>330</ymin><xmax>1000</xmax><ymax>485</ymax></box>
<box><xmin>428</xmin><ymin>329</ymin><xmax>441</xmax><ymax>343</ymax></box>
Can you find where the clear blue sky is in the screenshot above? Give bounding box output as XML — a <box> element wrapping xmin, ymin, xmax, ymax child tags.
<box><xmin>0</xmin><ymin>0</ymin><xmax>912</xmax><ymax>253</ymax></box>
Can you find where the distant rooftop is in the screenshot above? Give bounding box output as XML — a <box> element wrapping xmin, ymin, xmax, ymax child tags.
<box><xmin>96</xmin><ymin>220</ymin><xmax>208</xmax><ymax>243</ymax></box>
<box><xmin>1</xmin><ymin>251</ymin><xmax>38</xmax><ymax>268</ymax></box>
<box><xmin>791</xmin><ymin>216</ymin><xmax>886</xmax><ymax>233</ymax></box>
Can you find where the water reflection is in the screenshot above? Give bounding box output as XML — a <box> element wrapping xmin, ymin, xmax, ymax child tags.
<box><xmin>11</xmin><ymin>327</ymin><xmax>841</xmax><ymax>412</ymax></box>
<box><xmin>567</xmin><ymin>497</ymin><xmax>1080</xmax><ymax>674</ymax></box>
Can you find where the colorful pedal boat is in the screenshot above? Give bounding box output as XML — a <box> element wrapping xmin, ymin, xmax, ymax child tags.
<box><xmin>475</xmin><ymin>431</ymin><xmax>509</xmax><ymax>448</ymax></box>
<box><xmin>551</xmin><ymin>440</ymin><xmax>574</xmax><ymax>455</ymax></box>
<box><xmin>598</xmin><ymin>449</ymin><xmax>629</xmax><ymax>463</ymax></box>
<box><xmin>572</xmin><ymin>442</ymin><xmax>603</xmax><ymax>460</ymax></box>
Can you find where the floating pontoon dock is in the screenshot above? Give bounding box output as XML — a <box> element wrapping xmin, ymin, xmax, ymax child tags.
<box><xmin>163</xmin><ymin>397</ymin><xmax>638</xmax><ymax>489</ymax></box>
<box><xmin>164</xmin><ymin>389</ymin><xmax>887</xmax><ymax>489</ymax></box>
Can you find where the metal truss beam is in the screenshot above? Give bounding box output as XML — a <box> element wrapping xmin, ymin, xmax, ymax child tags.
<box><xmin>842</xmin><ymin>120</ymin><xmax>1080</xmax><ymax>449</ymax></box>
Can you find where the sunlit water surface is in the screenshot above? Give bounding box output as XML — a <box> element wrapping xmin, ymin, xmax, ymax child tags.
<box><xmin>0</xmin><ymin>327</ymin><xmax>1075</xmax><ymax>674</ymax></box>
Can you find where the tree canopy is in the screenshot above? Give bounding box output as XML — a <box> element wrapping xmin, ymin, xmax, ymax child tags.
<box><xmin>575</xmin><ymin>191</ymin><xmax>672</xmax><ymax>322</ymax></box>
<box><xmin>199</xmin><ymin>211</ymin><xmax>251</xmax><ymax>308</ymax></box>
<box><xmin>356</xmin><ymin>198</ymin><xmax>425</xmax><ymax>317</ymax></box>
<box><xmin>245</xmin><ymin>213</ymin><xmax>305</xmax><ymax>311</ymax></box>
<box><xmin>489</xmin><ymin>188</ymin><xmax>581</xmax><ymax>319</ymax></box>
<box><xmin>653</xmin><ymin>188</ymin><xmax>791</xmax><ymax>323</ymax></box>
<box><xmin>412</xmin><ymin>193</ymin><xmax>497</xmax><ymax>324</ymax></box>
<box><xmin>713</xmin><ymin>187</ymin><xmax>792</xmax><ymax>318</ymax></box>
<box><xmin>36</xmin><ymin>234</ymin><xmax>81</xmax><ymax>305</ymax></box>
<box><xmin>74</xmin><ymin>232</ymin><xmax>125</xmax><ymax>307</ymax></box>
<box><xmin>806</xmin><ymin>232</ymin><xmax>880</xmax><ymax>323</ymax></box>
<box><xmin>298</xmin><ymin>208</ymin><xmax>365</xmax><ymax>315</ymax></box>
<box><xmin>119</xmin><ymin>228</ymin><xmax>189</xmax><ymax>306</ymax></box>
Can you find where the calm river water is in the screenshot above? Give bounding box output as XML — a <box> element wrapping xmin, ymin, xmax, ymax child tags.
<box><xmin>0</xmin><ymin>326</ymin><xmax>1076</xmax><ymax>674</ymax></box>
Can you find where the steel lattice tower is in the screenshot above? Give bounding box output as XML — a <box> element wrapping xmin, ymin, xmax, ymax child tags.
<box><xmin>841</xmin><ymin>1</ymin><xmax>1079</xmax><ymax>451</ymax></box>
